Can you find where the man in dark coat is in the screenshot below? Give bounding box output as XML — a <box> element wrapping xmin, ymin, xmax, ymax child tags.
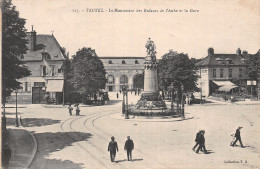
<box><xmin>124</xmin><ymin>136</ymin><xmax>134</xmax><ymax>161</ymax></box>
<box><xmin>108</xmin><ymin>136</ymin><xmax>119</xmax><ymax>162</ymax></box>
<box><xmin>192</xmin><ymin>130</ymin><xmax>202</xmax><ymax>151</ymax></box>
<box><xmin>231</xmin><ymin>127</ymin><xmax>244</xmax><ymax>147</ymax></box>
<box><xmin>196</xmin><ymin>130</ymin><xmax>207</xmax><ymax>153</ymax></box>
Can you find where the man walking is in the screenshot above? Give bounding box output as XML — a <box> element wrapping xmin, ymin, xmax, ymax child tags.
<box><xmin>231</xmin><ymin>127</ymin><xmax>244</xmax><ymax>148</ymax></box>
<box><xmin>124</xmin><ymin>136</ymin><xmax>134</xmax><ymax>161</ymax></box>
<box><xmin>192</xmin><ymin>130</ymin><xmax>202</xmax><ymax>151</ymax></box>
<box><xmin>196</xmin><ymin>130</ymin><xmax>207</xmax><ymax>154</ymax></box>
<box><xmin>108</xmin><ymin>136</ymin><xmax>119</xmax><ymax>162</ymax></box>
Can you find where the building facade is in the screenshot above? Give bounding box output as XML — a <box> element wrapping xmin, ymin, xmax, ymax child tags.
<box><xmin>196</xmin><ymin>48</ymin><xmax>260</xmax><ymax>97</ymax></box>
<box><xmin>99</xmin><ymin>57</ymin><xmax>145</xmax><ymax>91</ymax></box>
<box><xmin>8</xmin><ymin>29</ymin><xmax>66</xmax><ymax>104</ymax></box>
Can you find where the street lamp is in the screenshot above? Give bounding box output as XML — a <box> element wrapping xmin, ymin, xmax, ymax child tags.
<box><xmin>181</xmin><ymin>85</ymin><xmax>185</xmax><ymax>118</ymax></box>
<box><xmin>15</xmin><ymin>89</ymin><xmax>19</xmax><ymax>127</ymax></box>
<box><xmin>61</xmin><ymin>64</ymin><xmax>66</xmax><ymax>105</ymax></box>
<box><xmin>122</xmin><ymin>85</ymin><xmax>129</xmax><ymax>119</ymax></box>
<box><xmin>170</xmin><ymin>83</ymin><xmax>174</xmax><ymax>110</ymax></box>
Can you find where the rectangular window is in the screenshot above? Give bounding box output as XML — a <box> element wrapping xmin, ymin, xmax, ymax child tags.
<box><xmin>239</xmin><ymin>69</ymin><xmax>242</xmax><ymax>77</ymax></box>
<box><xmin>229</xmin><ymin>69</ymin><xmax>232</xmax><ymax>77</ymax></box>
<box><xmin>220</xmin><ymin>69</ymin><xmax>224</xmax><ymax>78</ymax></box>
<box><xmin>41</xmin><ymin>66</ymin><xmax>47</xmax><ymax>76</ymax></box>
<box><xmin>34</xmin><ymin>82</ymin><xmax>45</xmax><ymax>87</ymax></box>
<box><xmin>50</xmin><ymin>65</ymin><xmax>55</xmax><ymax>76</ymax></box>
<box><xmin>213</xmin><ymin>69</ymin><xmax>216</xmax><ymax>78</ymax></box>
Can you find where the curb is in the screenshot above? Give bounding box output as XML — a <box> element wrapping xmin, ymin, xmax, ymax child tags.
<box><xmin>108</xmin><ymin>113</ymin><xmax>194</xmax><ymax>122</ymax></box>
<box><xmin>19</xmin><ymin>116</ymin><xmax>38</xmax><ymax>169</ymax></box>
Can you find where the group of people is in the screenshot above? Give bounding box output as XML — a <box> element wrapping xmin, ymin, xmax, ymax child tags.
<box><xmin>108</xmin><ymin>136</ymin><xmax>134</xmax><ymax>162</ymax></box>
<box><xmin>192</xmin><ymin>126</ymin><xmax>244</xmax><ymax>154</ymax></box>
<box><xmin>68</xmin><ymin>104</ymin><xmax>80</xmax><ymax>116</ymax></box>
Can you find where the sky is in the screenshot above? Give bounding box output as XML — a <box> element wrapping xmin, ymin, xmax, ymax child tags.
<box><xmin>12</xmin><ymin>0</ymin><xmax>260</xmax><ymax>59</ymax></box>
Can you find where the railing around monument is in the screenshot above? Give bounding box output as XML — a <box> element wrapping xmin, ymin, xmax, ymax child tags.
<box><xmin>127</xmin><ymin>104</ymin><xmax>183</xmax><ymax>117</ymax></box>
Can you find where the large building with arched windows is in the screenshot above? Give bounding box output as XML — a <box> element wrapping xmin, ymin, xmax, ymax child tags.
<box><xmin>99</xmin><ymin>57</ymin><xmax>145</xmax><ymax>91</ymax></box>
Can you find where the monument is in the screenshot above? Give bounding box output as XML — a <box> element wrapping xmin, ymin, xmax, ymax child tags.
<box><xmin>135</xmin><ymin>38</ymin><xmax>166</xmax><ymax>110</ymax></box>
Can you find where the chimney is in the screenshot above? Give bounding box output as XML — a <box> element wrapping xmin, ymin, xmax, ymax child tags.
<box><xmin>27</xmin><ymin>25</ymin><xmax>36</xmax><ymax>51</ymax></box>
<box><xmin>236</xmin><ymin>48</ymin><xmax>241</xmax><ymax>56</ymax></box>
<box><xmin>208</xmin><ymin>48</ymin><xmax>214</xmax><ymax>56</ymax></box>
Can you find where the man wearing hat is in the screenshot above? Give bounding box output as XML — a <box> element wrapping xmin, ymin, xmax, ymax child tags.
<box><xmin>192</xmin><ymin>130</ymin><xmax>202</xmax><ymax>151</ymax></box>
<box><xmin>124</xmin><ymin>136</ymin><xmax>134</xmax><ymax>161</ymax></box>
<box><xmin>231</xmin><ymin>127</ymin><xmax>244</xmax><ymax>148</ymax></box>
<box><xmin>108</xmin><ymin>136</ymin><xmax>119</xmax><ymax>162</ymax></box>
<box><xmin>196</xmin><ymin>130</ymin><xmax>207</xmax><ymax>154</ymax></box>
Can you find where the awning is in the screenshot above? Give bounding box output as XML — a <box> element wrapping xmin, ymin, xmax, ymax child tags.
<box><xmin>46</xmin><ymin>80</ymin><xmax>64</xmax><ymax>92</ymax></box>
<box><xmin>213</xmin><ymin>81</ymin><xmax>236</xmax><ymax>86</ymax></box>
<box><xmin>218</xmin><ymin>85</ymin><xmax>238</xmax><ymax>92</ymax></box>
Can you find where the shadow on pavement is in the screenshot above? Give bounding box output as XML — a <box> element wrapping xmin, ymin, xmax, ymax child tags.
<box><xmin>21</xmin><ymin>118</ymin><xmax>60</xmax><ymax>127</ymax></box>
<box><xmin>29</xmin><ymin>131</ymin><xmax>92</xmax><ymax>169</ymax></box>
<box><xmin>115</xmin><ymin>159</ymin><xmax>127</xmax><ymax>163</ymax></box>
<box><xmin>106</xmin><ymin>100</ymin><xmax>122</xmax><ymax>105</ymax></box>
<box><xmin>6</xmin><ymin>117</ymin><xmax>18</xmax><ymax>126</ymax></box>
<box><xmin>205</xmin><ymin>150</ymin><xmax>215</xmax><ymax>154</ymax></box>
<box><xmin>132</xmin><ymin>158</ymin><xmax>143</xmax><ymax>162</ymax></box>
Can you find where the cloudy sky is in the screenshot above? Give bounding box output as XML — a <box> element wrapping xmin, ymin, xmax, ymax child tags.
<box><xmin>13</xmin><ymin>0</ymin><xmax>260</xmax><ymax>59</ymax></box>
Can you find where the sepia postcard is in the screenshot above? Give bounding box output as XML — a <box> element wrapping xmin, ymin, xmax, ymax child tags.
<box><xmin>1</xmin><ymin>0</ymin><xmax>260</xmax><ymax>169</ymax></box>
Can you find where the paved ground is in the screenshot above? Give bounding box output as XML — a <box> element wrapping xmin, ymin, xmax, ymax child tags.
<box><xmin>4</xmin><ymin>93</ymin><xmax>260</xmax><ymax>169</ymax></box>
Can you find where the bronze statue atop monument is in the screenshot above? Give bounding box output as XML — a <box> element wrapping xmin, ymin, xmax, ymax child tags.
<box><xmin>135</xmin><ymin>38</ymin><xmax>166</xmax><ymax>110</ymax></box>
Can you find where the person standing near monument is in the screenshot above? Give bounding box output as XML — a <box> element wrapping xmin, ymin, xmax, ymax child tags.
<box><xmin>124</xmin><ymin>136</ymin><xmax>134</xmax><ymax>161</ymax></box>
<box><xmin>231</xmin><ymin>127</ymin><xmax>244</xmax><ymax>148</ymax></box>
<box><xmin>68</xmin><ymin>104</ymin><xmax>73</xmax><ymax>116</ymax></box>
<box><xmin>108</xmin><ymin>136</ymin><xmax>119</xmax><ymax>162</ymax></box>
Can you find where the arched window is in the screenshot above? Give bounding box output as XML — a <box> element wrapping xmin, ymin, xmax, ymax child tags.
<box><xmin>107</xmin><ymin>75</ymin><xmax>114</xmax><ymax>84</ymax></box>
<box><xmin>120</xmin><ymin>75</ymin><xmax>128</xmax><ymax>84</ymax></box>
<box><xmin>135</xmin><ymin>60</ymin><xmax>139</xmax><ymax>64</ymax></box>
<box><xmin>122</xmin><ymin>60</ymin><xmax>126</xmax><ymax>64</ymax></box>
<box><xmin>109</xmin><ymin>60</ymin><xmax>113</xmax><ymax>64</ymax></box>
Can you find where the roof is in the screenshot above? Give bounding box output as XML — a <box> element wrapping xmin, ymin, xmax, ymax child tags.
<box><xmin>23</xmin><ymin>34</ymin><xmax>65</xmax><ymax>61</ymax></box>
<box><xmin>99</xmin><ymin>57</ymin><xmax>144</xmax><ymax>59</ymax></box>
<box><xmin>195</xmin><ymin>54</ymin><xmax>246</xmax><ymax>67</ymax></box>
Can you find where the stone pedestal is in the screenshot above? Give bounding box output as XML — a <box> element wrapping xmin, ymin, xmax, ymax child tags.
<box><xmin>136</xmin><ymin>53</ymin><xmax>166</xmax><ymax>110</ymax></box>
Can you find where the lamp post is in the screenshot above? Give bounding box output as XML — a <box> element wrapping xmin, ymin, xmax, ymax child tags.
<box><xmin>181</xmin><ymin>85</ymin><xmax>185</xmax><ymax>118</ymax></box>
<box><xmin>122</xmin><ymin>85</ymin><xmax>129</xmax><ymax>119</ymax></box>
<box><xmin>200</xmin><ymin>82</ymin><xmax>203</xmax><ymax>104</ymax></box>
<box><xmin>15</xmin><ymin>90</ymin><xmax>19</xmax><ymax>127</ymax></box>
<box><xmin>61</xmin><ymin>64</ymin><xmax>66</xmax><ymax>105</ymax></box>
<box><xmin>170</xmin><ymin>84</ymin><xmax>174</xmax><ymax>110</ymax></box>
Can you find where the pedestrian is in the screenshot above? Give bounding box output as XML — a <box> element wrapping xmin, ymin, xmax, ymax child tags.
<box><xmin>68</xmin><ymin>104</ymin><xmax>73</xmax><ymax>116</ymax></box>
<box><xmin>231</xmin><ymin>127</ymin><xmax>244</xmax><ymax>148</ymax></box>
<box><xmin>75</xmin><ymin>104</ymin><xmax>80</xmax><ymax>116</ymax></box>
<box><xmin>116</xmin><ymin>93</ymin><xmax>119</xmax><ymax>99</ymax></box>
<box><xmin>2</xmin><ymin>144</ymin><xmax>11</xmax><ymax>168</ymax></box>
<box><xmin>192</xmin><ymin>130</ymin><xmax>202</xmax><ymax>151</ymax></box>
<box><xmin>120</xmin><ymin>90</ymin><xmax>122</xmax><ymax>94</ymax></box>
<box><xmin>108</xmin><ymin>136</ymin><xmax>119</xmax><ymax>162</ymax></box>
<box><xmin>231</xmin><ymin>95</ymin><xmax>234</xmax><ymax>103</ymax></box>
<box><xmin>186</xmin><ymin>96</ymin><xmax>189</xmax><ymax>105</ymax></box>
<box><xmin>94</xmin><ymin>94</ymin><xmax>97</xmax><ymax>103</ymax></box>
<box><xmin>124</xmin><ymin>136</ymin><xmax>134</xmax><ymax>161</ymax></box>
<box><xmin>196</xmin><ymin>130</ymin><xmax>207</xmax><ymax>154</ymax></box>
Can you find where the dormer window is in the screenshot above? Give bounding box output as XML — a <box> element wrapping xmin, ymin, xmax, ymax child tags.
<box><xmin>109</xmin><ymin>60</ymin><xmax>113</xmax><ymax>64</ymax></box>
<box><xmin>122</xmin><ymin>60</ymin><xmax>126</xmax><ymax>64</ymax></box>
<box><xmin>135</xmin><ymin>60</ymin><xmax>139</xmax><ymax>64</ymax></box>
<box><xmin>225</xmin><ymin>58</ymin><xmax>232</xmax><ymax>64</ymax></box>
<box><xmin>216</xmin><ymin>58</ymin><xmax>223</xmax><ymax>64</ymax></box>
<box><xmin>42</xmin><ymin>52</ymin><xmax>51</xmax><ymax>60</ymax></box>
